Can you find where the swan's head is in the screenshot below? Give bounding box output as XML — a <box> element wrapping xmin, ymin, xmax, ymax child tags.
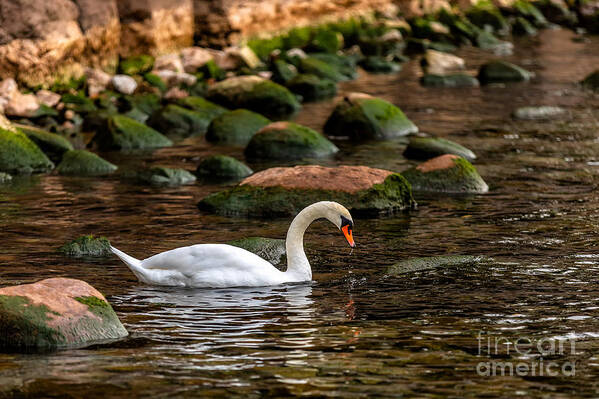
<box><xmin>319</xmin><ymin>201</ymin><xmax>355</xmax><ymax>248</ymax></box>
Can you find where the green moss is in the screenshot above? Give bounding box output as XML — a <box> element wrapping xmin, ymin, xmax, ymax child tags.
<box><xmin>227</xmin><ymin>237</ymin><xmax>286</xmax><ymax>265</ymax></box>
<box><xmin>478</xmin><ymin>60</ymin><xmax>532</xmax><ymax>83</ymax></box>
<box><xmin>59</xmin><ymin>234</ymin><xmax>112</xmax><ymax>257</ymax></box>
<box><xmin>147</xmin><ymin>104</ymin><xmax>219</xmax><ymax>138</ymax></box>
<box><xmin>119</xmin><ymin>55</ymin><xmax>154</xmax><ymax>76</ymax></box>
<box><xmin>135</xmin><ymin>166</ymin><xmax>197</xmax><ymax>186</ymax></box>
<box><xmin>122</xmin><ymin>93</ymin><xmax>162</xmax><ymax>121</ymax></box>
<box><xmin>401</xmin><ymin>156</ymin><xmax>488</xmax><ymax>193</ymax></box>
<box><xmin>16</xmin><ymin>124</ymin><xmax>73</xmax><ymax>163</ymax></box>
<box><xmin>143</xmin><ymin>73</ymin><xmax>167</xmax><ymax>92</ymax></box>
<box><xmin>74</xmin><ymin>296</ymin><xmax>112</xmax><ymax>320</ymax></box>
<box><xmin>96</xmin><ymin>115</ymin><xmax>172</xmax><ymax>150</ymax></box>
<box><xmin>56</xmin><ymin>150</ymin><xmax>117</xmax><ymax>176</ymax></box>
<box><xmin>403</xmin><ymin>136</ymin><xmax>476</xmax><ymax>161</ymax></box>
<box><xmin>286</xmin><ymin>74</ymin><xmax>337</xmax><ymax>101</ymax></box>
<box><xmin>308</xmin><ymin>29</ymin><xmax>343</xmax><ymax>53</ymax></box>
<box><xmin>49</xmin><ymin>76</ymin><xmax>86</xmax><ymax>94</ymax></box>
<box><xmin>358</xmin><ymin>57</ymin><xmax>402</xmax><ymax>73</ymax></box>
<box><xmin>198</xmin><ymin>60</ymin><xmax>226</xmax><ymax>81</ymax></box>
<box><xmin>324</xmin><ymin>95</ymin><xmax>418</xmax><ymax>141</ymax></box>
<box><xmin>198</xmin><ymin>172</ymin><xmax>415</xmax><ymax>217</ymax></box>
<box><xmin>420</xmin><ymin>73</ymin><xmax>479</xmax><ymax>87</ymax></box>
<box><xmin>297</xmin><ymin>57</ymin><xmax>345</xmax><ymax>82</ymax></box>
<box><xmin>271</xmin><ymin>59</ymin><xmax>298</xmax><ymax>84</ymax></box>
<box><xmin>512</xmin><ymin>0</ymin><xmax>547</xmax><ymax>26</ymax></box>
<box><xmin>308</xmin><ymin>53</ymin><xmax>358</xmax><ymax>80</ymax></box>
<box><xmin>284</xmin><ymin>26</ymin><xmax>313</xmax><ymax>49</ymax></box>
<box><xmin>196</xmin><ymin>155</ymin><xmax>253</xmax><ymax>180</ymax></box>
<box><xmin>0</xmin><ymin>295</ymin><xmax>65</xmax><ymax>350</ymax></box>
<box><xmin>61</xmin><ymin>93</ymin><xmax>97</xmax><ymax>114</ymax></box>
<box><xmin>465</xmin><ymin>0</ymin><xmax>509</xmax><ymax>33</ymax></box>
<box><xmin>245</xmin><ymin>122</ymin><xmax>338</xmax><ymax>160</ymax></box>
<box><xmin>206</xmin><ymin>109</ymin><xmax>270</xmax><ymax>146</ymax></box>
<box><xmin>247</xmin><ymin>36</ymin><xmax>285</xmax><ymax>61</ymax></box>
<box><xmin>512</xmin><ymin>16</ymin><xmax>538</xmax><ymax>36</ymax></box>
<box><xmin>0</xmin><ymin>128</ymin><xmax>54</xmax><ymax>174</ymax></box>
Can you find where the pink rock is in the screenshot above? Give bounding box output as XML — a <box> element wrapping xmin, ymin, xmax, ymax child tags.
<box><xmin>181</xmin><ymin>47</ymin><xmax>214</xmax><ymax>73</ymax></box>
<box><xmin>154</xmin><ymin>53</ymin><xmax>184</xmax><ymax>73</ymax></box>
<box><xmin>4</xmin><ymin>92</ymin><xmax>40</xmax><ymax>117</ymax></box>
<box><xmin>163</xmin><ymin>86</ymin><xmax>189</xmax><ymax>100</ymax></box>
<box><xmin>36</xmin><ymin>89</ymin><xmax>61</xmax><ymax>107</ymax></box>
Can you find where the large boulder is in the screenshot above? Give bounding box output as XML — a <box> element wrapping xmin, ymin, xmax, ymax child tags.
<box><xmin>401</xmin><ymin>154</ymin><xmax>488</xmax><ymax>194</ymax></box>
<box><xmin>478</xmin><ymin>61</ymin><xmax>532</xmax><ymax>84</ymax></box>
<box><xmin>0</xmin><ymin>128</ymin><xmax>54</xmax><ymax>174</ymax></box>
<box><xmin>403</xmin><ymin>136</ymin><xmax>476</xmax><ymax>161</ymax></box>
<box><xmin>195</xmin><ymin>155</ymin><xmax>253</xmax><ymax>181</ymax></box>
<box><xmin>324</xmin><ymin>93</ymin><xmax>418</xmax><ymax>141</ymax></box>
<box><xmin>206</xmin><ymin>76</ymin><xmax>301</xmax><ymax>119</ymax></box>
<box><xmin>245</xmin><ymin>122</ymin><xmax>338</xmax><ymax>160</ymax></box>
<box><xmin>94</xmin><ymin>115</ymin><xmax>172</xmax><ymax>150</ymax></box>
<box><xmin>0</xmin><ymin>278</ymin><xmax>128</xmax><ymax>351</ymax></box>
<box><xmin>56</xmin><ymin>150</ymin><xmax>117</xmax><ymax>176</ymax></box>
<box><xmin>206</xmin><ymin>109</ymin><xmax>271</xmax><ymax>146</ymax></box>
<box><xmin>16</xmin><ymin>124</ymin><xmax>73</xmax><ymax>163</ymax></box>
<box><xmin>198</xmin><ymin>165</ymin><xmax>415</xmax><ymax>217</ymax></box>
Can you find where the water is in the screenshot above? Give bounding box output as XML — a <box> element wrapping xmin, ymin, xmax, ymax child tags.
<box><xmin>1</xmin><ymin>29</ymin><xmax>599</xmax><ymax>397</ymax></box>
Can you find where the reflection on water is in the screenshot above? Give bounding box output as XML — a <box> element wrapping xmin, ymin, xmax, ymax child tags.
<box><xmin>1</xmin><ymin>29</ymin><xmax>599</xmax><ymax>397</ymax></box>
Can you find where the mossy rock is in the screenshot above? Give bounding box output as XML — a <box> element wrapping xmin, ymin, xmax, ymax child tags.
<box><xmin>95</xmin><ymin>115</ymin><xmax>172</xmax><ymax>150</ymax></box>
<box><xmin>512</xmin><ymin>16</ymin><xmax>537</xmax><ymax>36</ymax></box>
<box><xmin>205</xmin><ymin>109</ymin><xmax>271</xmax><ymax>146</ymax></box>
<box><xmin>297</xmin><ymin>57</ymin><xmax>345</xmax><ymax>82</ymax></box>
<box><xmin>478</xmin><ymin>61</ymin><xmax>532</xmax><ymax>84</ymax></box>
<box><xmin>143</xmin><ymin>73</ymin><xmax>167</xmax><ymax>92</ymax></box>
<box><xmin>401</xmin><ymin>154</ymin><xmax>488</xmax><ymax>193</ymax></box>
<box><xmin>56</xmin><ymin>150</ymin><xmax>117</xmax><ymax>176</ymax></box>
<box><xmin>147</xmin><ymin>104</ymin><xmax>216</xmax><ymax>138</ymax></box>
<box><xmin>307</xmin><ymin>30</ymin><xmax>344</xmax><ymax>53</ymax></box>
<box><xmin>438</xmin><ymin>8</ymin><xmax>479</xmax><ymax>42</ymax></box>
<box><xmin>0</xmin><ymin>172</ymin><xmax>12</xmax><ymax>183</ymax></box>
<box><xmin>119</xmin><ymin>55</ymin><xmax>154</xmax><ymax>75</ymax></box>
<box><xmin>16</xmin><ymin>124</ymin><xmax>73</xmax><ymax>163</ymax></box>
<box><xmin>245</xmin><ymin>121</ymin><xmax>338</xmax><ymax>160</ymax></box>
<box><xmin>403</xmin><ymin>137</ymin><xmax>476</xmax><ymax>161</ymax></box>
<box><xmin>358</xmin><ymin>57</ymin><xmax>402</xmax><ymax>73</ymax></box>
<box><xmin>535</xmin><ymin>0</ymin><xmax>577</xmax><ymax>26</ymax></box>
<box><xmin>387</xmin><ymin>255</ymin><xmax>486</xmax><ymax>275</ymax></box>
<box><xmin>61</xmin><ymin>93</ymin><xmax>97</xmax><ymax>114</ymax></box>
<box><xmin>581</xmin><ymin>70</ymin><xmax>599</xmax><ymax>91</ymax></box>
<box><xmin>135</xmin><ymin>166</ymin><xmax>197</xmax><ymax>186</ymax></box>
<box><xmin>324</xmin><ymin>93</ymin><xmax>418</xmax><ymax>141</ymax></box>
<box><xmin>0</xmin><ymin>128</ymin><xmax>54</xmax><ymax>174</ymax></box>
<box><xmin>198</xmin><ymin>166</ymin><xmax>415</xmax><ymax>217</ymax></box>
<box><xmin>247</xmin><ymin>36</ymin><xmax>285</xmax><ymax>61</ymax></box>
<box><xmin>357</xmin><ymin>33</ymin><xmax>404</xmax><ymax>57</ymax></box>
<box><xmin>511</xmin><ymin>0</ymin><xmax>547</xmax><ymax>27</ymax></box>
<box><xmin>176</xmin><ymin>96</ymin><xmax>228</xmax><ymax>115</ymax></box>
<box><xmin>195</xmin><ymin>155</ymin><xmax>253</xmax><ymax>180</ymax></box>
<box><xmin>206</xmin><ymin>76</ymin><xmax>301</xmax><ymax>119</ymax></box>
<box><xmin>60</xmin><ymin>235</ymin><xmax>112</xmax><ymax>257</ymax></box>
<box><xmin>405</xmin><ymin>38</ymin><xmax>457</xmax><ymax>55</ymax></box>
<box><xmin>284</xmin><ymin>26</ymin><xmax>313</xmax><ymax>49</ymax></box>
<box><xmin>271</xmin><ymin>59</ymin><xmax>298</xmax><ymax>84</ymax></box>
<box><xmin>121</xmin><ymin>93</ymin><xmax>162</xmax><ymax>123</ymax></box>
<box><xmin>420</xmin><ymin>73</ymin><xmax>479</xmax><ymax>88</ymax></box>
<box><xmin>466</xmin><ymin>1</ymin><xmax>509</xmax><ymax>33</ymax></box>
<box><xmin>286</xmin><ymin>74</ymin><xmax>337</xmax><ymax>101</ymax></box>
<box><xmin>410</xmin><ymin>17</ymin><xmax>451</xmax><ymax>42</ymax></box>
<box><xmin>308</xmin><ymin>53</ymin><xmax>359</xmax><ymax>80</ymax></box>
<box><xmin>227</xmin><ymin>237</ymin><xmax>286</xmax><ymax>265</ymax></box>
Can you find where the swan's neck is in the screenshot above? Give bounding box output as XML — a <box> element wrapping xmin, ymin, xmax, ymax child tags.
<box><xmin>285</xmin><ymin>204</ymin><xmax>324</xmax><ymax>281</ymax></box>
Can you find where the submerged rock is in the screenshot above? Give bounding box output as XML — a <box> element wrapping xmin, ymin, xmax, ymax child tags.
<box><xmin>135</xmin><ymin>167</ymin><xmax>196</xmax><ymax>186</ymax></box>
<box><xmin>512</xmin><ymin>106</ymin><xmax>566</xmax><ymax>120</ymax></box>
<box><xmin>147</xmin><ymin>104</ymin><xmax>218</xmax><ymax>138</ymax></box>
<box><xmin>285</xmin><ymin>74</ymin><xmax>337</xmax><ymax>101</ymax></box>
<box><xmin>324</xmin><ymin>93</ymin><xmax>418</xmax><ymax>140</ymax></box>
<box><xmin>16</xmin><ymin>124</ymin><xmax>73</xmax><ymax>163</ymax></box>
<box><xmin>478</xmin><ymin>61</ymin><xmax>532</xmax><ymax>83</ymax></box>
<box><xmin>387</xmin><ymin>255</ymin><xmax>486</xmax><ymax>275</ymax></box>
<box><xmin>196</xmin><ymin>155</ymin><xmax>253</xmax><ymax>180</ymax></box>
<box><xmin>227</xmin><ymin>237</ymin><xmax>286</xmax><ymax>265</ymax></box>
<box><xmin>0</xmin><ymin>278</ymin><xmax>128</xmax><ymax>351</ymax></box>
<box><xmin>401</xmin><ymin>154</ymin><xmax>488</xmax><ymax>193</ymax></box>
<box><xmin>56</xmin><ymin>150</ymin><xmax>117</xmax><ymax>176</ymax></box>
<box><xmin>358</xmin><ymin>57</ymin><xmax>402</xmax><ymax>73</ymax></box>
<box><xmin>0</xmin><ymin>128</ymin><xmax>54</xmax><ymax>174</ymax></box>
<box><xmin>404</xmin><ymin>137</ymin><xmax>476</xmax><ymax>161</ymax></box>
<box><xmin>60</xmin><ymin>235</ymin><xmax>112</xmax><ymax>257</ymax></box>
<box><xmin>95</xmin><ymin>115</ymin><xmax>172</xmax><ymax>150</ymax></box>
<box><xmin>0</xmin><ymin>172</ymin><xmax>11</xmax><ymax>183</ymax></box>
<box><xmin>205</xmin><ymin>109</ymin><xmax>270</xmax><ymax>146</ymax></box>
<box><xmin>581</xmin><ymin>70</ymin><xmax>599</xmax><ymax>91</ymax></box>
<box><xmin>420</xmin><ymin>74</ymin><xmax>479</xmax><ymax>87</ymax></box>
<box><xmin>206</xmin><ymin>75</ymin><xmax>301</xmax><ymax>119</ymax></box>
<box><xmin>198</xmin><ymin>165</ymin><xmax>415</xmax><ymax>217</ymax></box>
<box><xmin>245</xmin><ymin>121</ymin><xmax>338</xmax><ymax>160</ymax></box>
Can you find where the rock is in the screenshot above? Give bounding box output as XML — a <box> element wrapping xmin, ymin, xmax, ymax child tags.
<box><xmin>286</xmin><ymin>74</ymin><xmax>337</xmax><ymax>101</ymax></box>
<box><xmin>0</xmin><ymin>78</ymin><xmax>18</xmax><ymax>101</ymax></box>
<box><xmin>512</xmin><ymin>0</ymin><xmax>548</xmax><ymax>27</ymax></box>
<box><xmin>386</xmin><ymin>255</ymin><xmax>486</xmax><ymax>275</ymax></box>
<box><xmin>4</xmin><ymin>92</ymin><xmax>40</xmax><ymax>118</ymax></box>
<box><xmin>195</xmin><ymin>155</ymin><xmax>253</xmax><ymax>180</ymax></box>
<box><xmin>121</xmin><ymin>93</ymin><xmax>162</xmax><ymax>123</ymax></box>
<box><xmin>536</xmin><ymin>0</ymin><xmax>577</xmax><ymax>26</ymax></box>
<box><xmin>176</xmin><ymin>96</ymin><xmax>228</xmax><ymax>116</ymax></box>
<box><xmin>163</xmin><ymin>87</ymin><xmax>189</xmax><ymax>101</ymax></box>
<box><xmin>581</xmin><ymin>70</ymin><xmax>599</xmax><ymax>91</ymax></box>
<box><xmin>308</xmin><ymin>53</ymin><xmax>359</xmax><ymax>80</ymax></box>
<box><xmin>181</xmin><ymin>47</ymin><xmax>214</xmax><ymax>73</ymax></box>
<box><xmin>85</xmin><ymin>68</ymin><xmax>112</xmax><ymax>98</ymax></box>
<box><xmin>245</xmin><ymin>121</ymin><xmax>338</xmax><ymax>160</ymax></box>
<box><xmin>56</xmin><ymin>150</ymin><xmax>117</xmax><ymax>176</ymax></box>
<box><xmin>401</xmin><ymin>154</ymin><xmax>488</xmax><ymax>194</ymax></box>
<box><xmin>206</xmin><ymin>75</ymin><xmax>301</xmax><ymax>119</ymax></box>
<box><xmin>512</xmin><ymin>106</ymin><xmax>566</xmax><ymax>120</ymax></box>
<box><xmin>198</xmin><ymin>165</ymin><xmax>415</xmax><ymax>217</ymax></box>
<box><xmin>205</xmin><ymin>109</ymin><xmax>270</xmax><ymax>146</ymax></box>
<box><xmin>135</xmin><ymin>167</ymin><xmax>196</xmax><ymax>186</ymax></box>
<box><xmin>466</xmin><ymin>1</ymin><xmax>510</xmax><ymax>33</ymax></box>
<box><xmin>420</xmin><ymin>74</ymin><xmax>480</xmax><ymax>88</ymax></box>
<box><xmin>474</xmin><ymin>30</ymin><xmax>513</xmax><ymax>54</ymax></box>
<box><xmin>153</xmin><ymin>53</ymin><xmax>184</xmax><ymax>72</ymax></box>
<box><xmin>512</xmin><ymin>16</ymin><xmax>538</xmax><ymax>36</ymax></box>
<box><xmin>16</xmin><ymin>124</ymin><xmax>73</xmax><ymax>163</ymax></box>
<box><xmin>405</xmin><ymin>38</ymin><xmax>456</xmax><ymax>55</ymax></box>
<box><xmin>358</xmin><ymin>29</ymin><xmax>404</xmax><ymax>56</ymax></box>
<box><xmin>271</xmin><ymin>60</ymin><xmax>298</xmax><ymax>84</ymax></box>
<box><xmin>0</xmin><ymin>128</ymin><xmax>54</xmax><ymax>174</ymax></box>
<box><xmin>0</xmin><ymin>172</ymin><xmax>12</xmax><ymax>183</ymax></box>
<box><xmin>94</xmin><ymin>115</ymin><xmax>172</xmax><ymax>150</ymax></box>
<box><xmin>358</xmin><ymin>57</ymin><xmax>402</xmax><ymax>73</ymax></box>
<box><xmin>0</xmin><ymin>278</ymin><xmax>128</xmax><ymax>351</ymax></box>
<box><xmin>36</xmin><ymin>90</ymin><xmax>61</xmax><ymax>108</ymax></box>
<box><xmin>0</xmin><ymin>114</ymin><xmax>16</xmax><ymax>132</ymax></box>
<box><xmin>324</xmin><ymin>93</ymin><xmax>418</xmax><ymax>141</ymax></box>
<box><xmin>309</xmin><ymin>29</ymin><xmax>343</xmax><ymax>53</ymax></box>
<box><xmin>297</xmin><ymin>56</ymin><xmax>345</xmax><ymax>82</ymax></box>
<box><xmin>223</xmin><ymin>46</ymin><xmax>263</xmax><ymax>69</ymax></box>
<box><xmin>147</xmin><ymin>104</ymin><xmax>220</xmax><ymax>138</ymax></box>
<box><xmin>478</xmin><ymin>61</ymin><xmax>532</xmax><ymax>84</ymax></box>
<box><xmin>111</xmin><ymin>75</ymin><xmax>137</xmax><ymax>95</ymax></box>
<box><xmin>143</xmin><ymin>73</ymin><xmax>167</xmax><ymax>92</ymax></box>
<box><xmin>403</xmin><ymin>136</ymin><xmax>476</xmax><ymax>161</ymax></box>
<box><xmin>422</xmin><ymin>50</ymin><xmax>465</xmax><ymax>75</ymax></box>
<box><xmin>119</xmin><ymin>55</ymin><xmax>154</xmax><ymax>76</ymax></box>
<box><xmin>227</xmin><ymin>237</ymin><xmax>286</xmax><ymax>265</ymax></box>
<box><xmin>153</xmin><ymin>70</ymin><xmax>197</xmax><ymax>88</ymax></box>
<box><xmin>59</xmin><ymin>235</ymin><xmax>112</xmax><ymax>257</ymax></box>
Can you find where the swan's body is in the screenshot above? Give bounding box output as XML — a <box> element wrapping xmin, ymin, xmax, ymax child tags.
<box><xmin>111</xmin><ymin>201</ymin><xmax>355</xmax><ymax>288</ymax></box>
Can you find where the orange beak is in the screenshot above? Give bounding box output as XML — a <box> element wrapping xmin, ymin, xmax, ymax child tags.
<box><xmin>342</xmin><ymin>225</ymin><xmax>355</xmax><ymax>248</ymax></box>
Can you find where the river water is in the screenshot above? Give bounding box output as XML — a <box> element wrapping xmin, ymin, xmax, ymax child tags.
<box><xmin>1</xmin><ymin>28</ymin><xmax>599</xmax><ymax>397</ymax></box>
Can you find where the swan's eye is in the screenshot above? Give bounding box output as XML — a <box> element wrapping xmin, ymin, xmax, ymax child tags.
<box><xmin>340</xmin><ymin>215</ymin><xmax>352</xmax><ymax>229</ymax></box>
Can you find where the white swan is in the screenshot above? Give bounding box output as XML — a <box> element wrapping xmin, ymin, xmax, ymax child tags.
<box><xmin>110</xmin><ymin>201</ymin><xmax>355</xmax><ymax>288</ymax></box>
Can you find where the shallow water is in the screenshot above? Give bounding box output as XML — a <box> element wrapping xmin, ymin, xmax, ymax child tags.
<box><xmin>2</xmin><ymin>29</ymin><xmax>599</xmax><ymax>397</ymax></box>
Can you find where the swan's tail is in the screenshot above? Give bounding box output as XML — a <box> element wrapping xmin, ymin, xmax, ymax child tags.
<box><xmin>110</xmin><ymin>246</ymin><xmax>146</xmax><ymax>281</ymax></box>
